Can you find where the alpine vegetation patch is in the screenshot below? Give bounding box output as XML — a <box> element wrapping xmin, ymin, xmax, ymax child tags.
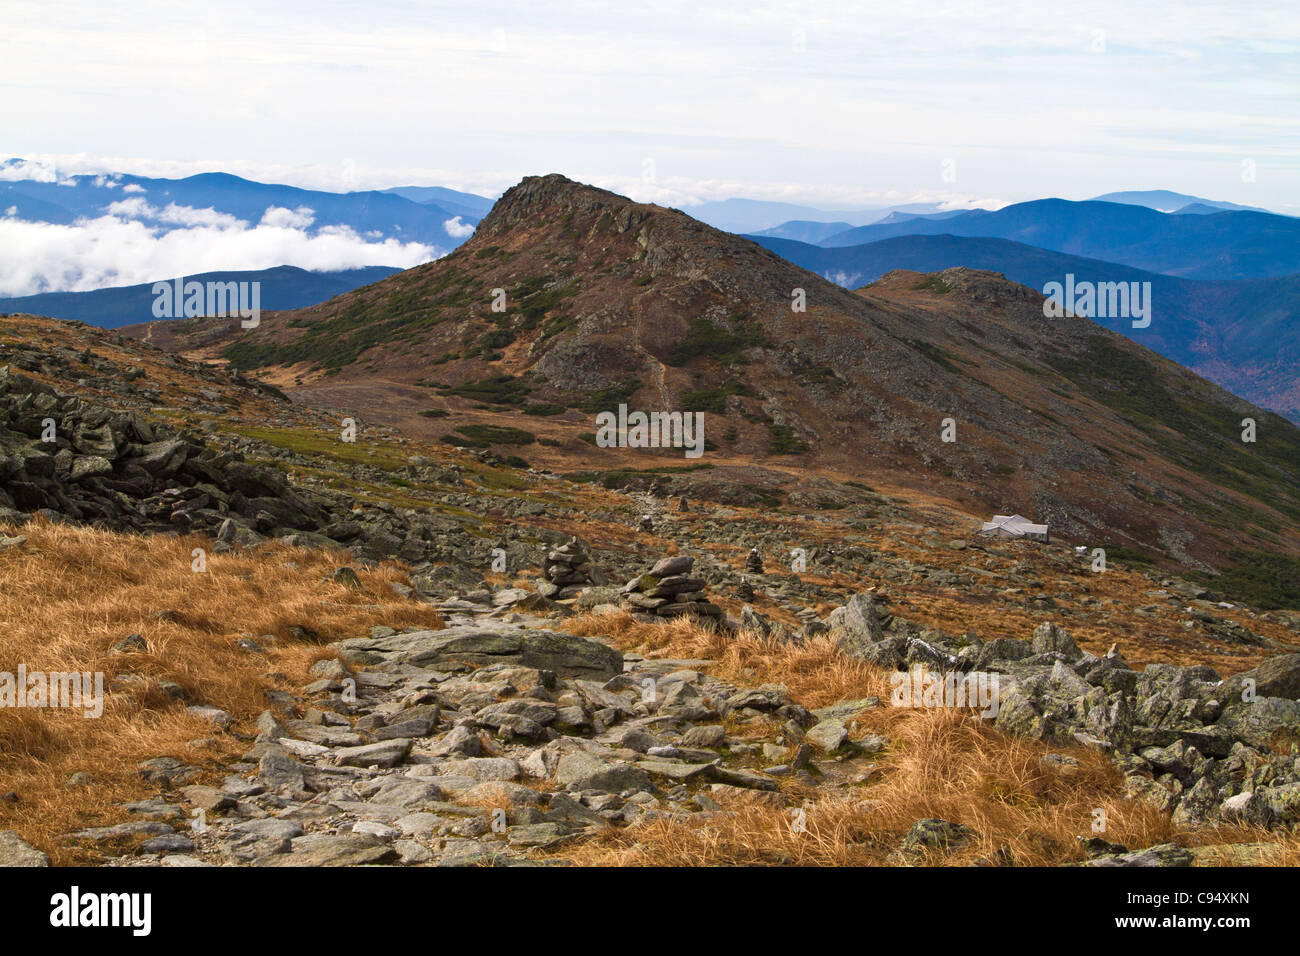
<box><xmin>595</xmin><ymin>403</ymin><xmax>704</xmax><ymax>459</ymax></box>
<box><xmin>890</xmin><ymin>664</ymin><xmax>1000</xmax><ymax>718</ymax></box>
<box><xmin>0</xmin><ymin>666</ymin><xmax>104</xmax><ymax>718</ymax></box>
<box><xmin>152</xmin><ymin>276</ymin><xmax>261</xmax><ymax>328</ymax></box>
<box><xmin>1041</xmin><ymin>274</ymin><xmax>1151</xmax><ymax>329</ymax></box>
<box><xmin>49</xmin><ymin>886</ymin><xmax>151</xmax><ymax>936</ymax></box>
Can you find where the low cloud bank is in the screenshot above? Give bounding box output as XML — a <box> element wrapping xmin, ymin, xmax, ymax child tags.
<box><xmin>0</xmin><ymin>205</ymin><xmax>438</xmax><ymax>296</ymax></box>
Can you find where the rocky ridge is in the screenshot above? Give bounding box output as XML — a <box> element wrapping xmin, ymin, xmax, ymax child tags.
<box><xmin>829</xmin><ymin>594</ymin><xmax>1300</xmax><ymax>831</ymax></box>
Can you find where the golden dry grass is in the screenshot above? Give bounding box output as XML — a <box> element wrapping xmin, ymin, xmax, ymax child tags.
<box><xmin>566</xmin><ymin>608</ymin><xmax>883</xmax><ymax>709</ymax></box>
<box><xmin>1252</xmin><ymin>835</ymin><xmax>1300</xmax><ymax>865</ymax></box>
<box><xmin>0</xmin><ymin>518</ymin><xmax>443</xmax><ymax>864</ymax></box>
<box><xmin>560</xmin><ymin>608</ymin><xmax>1275</xmax><ymax>867</ymax></box>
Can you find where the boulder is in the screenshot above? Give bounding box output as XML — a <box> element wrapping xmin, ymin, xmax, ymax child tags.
<box><xmin>1222</xmin><ymin>654</ymin><xmax>1300</xmax><ymax>702</ymax></box>
<box><xmin>332</xmin><ymin>739</ymin><xmax>412</xmax><ymax>768</ymax></box>
<box><xmin>260</xmin><ymin>833</ymin><xmax>397</xmax><ymax>866</ymax></box>
<box><xmin>1080</xmin><ymin>843</ymin><xmax>1194</xmax><ymax>867</ymax></box>
<box><xmin>1254</xmin><ymin>782</ymin><xmax>1300</xmax><ymax>825</ymax></box>
<box><xmin>805</xmin><ymin>720</ymin><xmax>849</xmax><ymax>752</ymax></box>
<box><xmin>337</xmin><ymin>625</ymin><xmax>624</xmax><ymax>680</ymax></box>
<box><xmin>1031</xmin><ymin>622</ymin><xmax>1083</xmax><ymax>661</ymax></box>
<box><xmin>1214</xmin><ymin>698</ymin><xmax>1300</xmax><ymax>749</ymax></box>
<box><xmin>0</xmin><ymin>830</ymin><xmax>48</xmax><ymax>866</ymax></box>
<box><xmin>555</xmin><ymin>752</ymin><xmax>653</xmax><ymax>794</ymax></box>
<box><xmin>649</xmin><ymin>556</ymin><xmax>693</xmax><ymax>577</ymax></box>
<box><xmin>898</xmin><ymin>818</ymin><xmax>974</xmax><ymax>857</ymax></box>
<box><xmin>831</xmin><ymin>592</ymin><xmax>888</xmax><ymax>655</ymax></box>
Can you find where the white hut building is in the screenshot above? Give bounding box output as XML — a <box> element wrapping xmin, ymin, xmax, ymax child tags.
<box><xmin>980</xmin><ymin>513</ymin><xmax>1049</xmax><ymax>542</ymax></box>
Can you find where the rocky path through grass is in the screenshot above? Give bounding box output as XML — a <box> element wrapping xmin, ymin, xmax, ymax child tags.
<box><xmin>53</xmin><ymin>606</ymin><xmax>878</xmax><ymax>868</ymax></box>
<box><xmin>8</xmin><ymin>581</ymin><xmax>1300</xmax><ymax>869</ymax></box>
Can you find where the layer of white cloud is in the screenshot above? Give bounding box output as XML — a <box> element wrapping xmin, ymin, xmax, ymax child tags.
<box><xmin>103</xmin><ymin>197</ymin><xmax>247</xmax><ymax>229</ymax></box>
<box><xmin>0</xmin><ymin>213</ymin><xmax>438</xmax><ymax>297</ymax></box>
<box><xmin>0</xmin><ymin>158</ymin><xmax>60</xmax><ymax>183</ymax></box>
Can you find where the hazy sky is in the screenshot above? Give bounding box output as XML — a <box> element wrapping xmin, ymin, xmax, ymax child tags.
<box><xmin>2</xmin><ymin>0</ymin><xmax>1296</xmax><ymax>212</ymax></box>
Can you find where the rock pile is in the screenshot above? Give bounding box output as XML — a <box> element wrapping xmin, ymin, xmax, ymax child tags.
<box><xmin>50</xmin><ymin>615</ymin><xmax>855</xmax><ymax>867</ymax></box>
<box><xmin>829</xmin><ymin>591</ymin><xmax>1300</xmax><ymax>830</ymax></box>
<box><xmin>621</xmin><ymin>555</ymin><xmax>723</xmax><ymax>620</ymax></box>
<box><xmin>538</xmin><ymin>537</ymin><xmax>595</xmax><ymax>599</ymax></box>
<box><xmin>744</xmin><ymin>548</ymin><xmax>764</xmax><ymax>574</ymax></box>
<box><xmin>0</xmin><ymin>367</ymin><xmax>457</xmax><ymax>564</ymax></box>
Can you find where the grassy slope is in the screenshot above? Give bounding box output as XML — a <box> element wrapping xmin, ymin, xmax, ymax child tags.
<box><xmin>0</xmin><ymin>522</ymin><xmax>443</xmax><ymax>864</ymax></box>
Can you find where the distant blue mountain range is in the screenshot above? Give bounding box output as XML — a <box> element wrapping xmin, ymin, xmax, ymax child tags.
<box><xmin>811</xmin><ymin>198</ymin><xmax>1300</xmax><ymax>280</ymax></box>
<box><xmin>679</xmin><ymin>189</ymin><xmax>1282</xmax><ymax>238</ymax></box>
<box><xmin>750</xmin><ymin>220</ymin><xmax>855</xmax><ymax>243</ymax></box>
<box><xmin>0</xmin><ymin>161</ymin><xmax>494</xmax><ymax>251</ymax></box>
<box><xmin>679</xmin><ymin>198</ymin><xmax>959</xmax><ymax>234</ymax></box>
<box><xmin>0</xmin><ymin>265</ymin><xmax>400</xmax><ymax>329</ymax></box>
<box><xmin>380</xmin><ymin>185</ymin><xmax>495</xmax><ymax>221</ymax></box>
<box><xmin>1089</xmin><ymin>189</ymin><xmax>1272</xmax><ymax>214</ymax></box>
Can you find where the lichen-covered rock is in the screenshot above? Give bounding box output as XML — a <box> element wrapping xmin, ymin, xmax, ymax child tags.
<box><xmin>1031</xmin><ymin>622</ymin><xmax>1083</xmax><ymax>662</ymax></box>
<box><xmin>1222</xmin><ymin>654</ymin><xmax>1300</xmax><ymax>702</ymax></box>
<box><xmin>898</xmin><ymin>818</ymin><xmax>974</xmax><ymax>858</ymax></box>
<box><xmin>1079</xmin><ymin>843</ymin><xmax>1194</xmax><ymax>867</ymax></box>
<box><xmin>336</xmin><ymin>625</ymin><xmax>624</xmax><ymax>680</ymax></box>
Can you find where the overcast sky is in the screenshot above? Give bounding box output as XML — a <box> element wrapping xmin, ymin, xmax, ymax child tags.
<box><xmin>1</xmin><ymin>0</ymin><xmax>1295</xmax><ymax>213</ymax></box>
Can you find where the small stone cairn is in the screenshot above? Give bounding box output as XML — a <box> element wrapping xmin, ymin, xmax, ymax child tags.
<box><xmin>621</xmin><ymin>555</ymin><xmax>723</xmax><ymax>619</ymax></box>
<box><xmin>539</xmin><ymin>537</ymin><xmax>594</xmax><ymax>599</ymax></box>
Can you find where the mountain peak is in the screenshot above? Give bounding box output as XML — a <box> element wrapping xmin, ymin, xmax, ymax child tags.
<box><xmin>474</xmin><ymin>173</ymin><xmax>638</xmax><ymax>238</ymax></box>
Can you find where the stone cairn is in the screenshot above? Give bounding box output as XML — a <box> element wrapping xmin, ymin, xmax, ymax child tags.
<box><xmin>538</xmin><ymin>536</ymin><xmax>594</xmax><ymax>600</ymax></box>
<box><xmin>744</xmin><ymin>547</ymin><xmax>765</xmax><ymax>574</ymax></box>
<box><xmin>621</xmin><ymin>554</ymin><xmax>723</xmax><ymax>619</ymax></box>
